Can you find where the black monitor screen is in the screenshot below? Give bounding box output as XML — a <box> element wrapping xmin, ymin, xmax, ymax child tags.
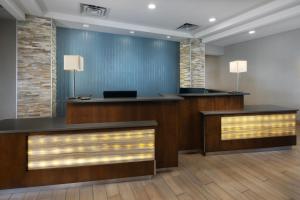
<box><xmin>103</xmin><ymin>91</ymin><xmax>137</xmax><ymax>98</ymax></box>
<box><xmin>179</xmin><ymin>88</ymin><xmax>205</xmax><ymax>93</ymax></box>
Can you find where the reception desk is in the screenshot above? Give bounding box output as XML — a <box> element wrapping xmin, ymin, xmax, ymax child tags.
<box><xmin>178</xmin><ymin>92</ymin><xmax>248</xmax><ymax>151</ymax></box>
<box><xmin>66</xmin><ymin>96</ymin><xmax>183</xmax><ymax>169</ymax></box>
<box><xmin>0</xmin><ymin>118</ymin><xmax>157</xmax><ymax>189</ymax></box>
<box><xmin>200</xmin><ymin>105</ymin><xmax>298</xmax><ymax>155</ymax></box>
<box><xmin>66</xmin><ymin>93</ymin><xmax>249</xmax><ymax>160</ymax></box>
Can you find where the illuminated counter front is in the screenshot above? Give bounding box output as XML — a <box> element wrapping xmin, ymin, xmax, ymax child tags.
<box><xmin>28</xmin><ymin>129</ymin><xmax>155</xmax><ymax>170</ymax></box>
<box><xmin>66</xmin><ymin>96</ymin><xmax>183</xmax><ymax>169</ymax></box>
<box><xmin>0</xmin><ymin>118</ymin><xmax>157</xmax><ymax>189</ymax></box>
<box><xmin>221</xmin><ymin>114</ymin><xmax>296</xmax><ymax>140</ymax></box>
<box><xmin>200</xmin><ymin>105</ymin><xmax>298</xmax><ymax>155</ymax></box>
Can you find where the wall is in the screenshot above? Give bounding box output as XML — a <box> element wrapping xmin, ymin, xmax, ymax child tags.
<box><xmin>207</xmin><ymin>28</ymin><xmax>300</xmax><ymax>117</ymax></box>
<box><xmin>0</xmin><ymin>19</ymin><xmax>16</xmax><ymax>120</ymax></box>
<box><xmin>17</xmin><ymin>15</ymin><xmax>56</xmax><ymax>118</ymax></box>
<box><xmin>205</xmin><ymin>55</ymin><xmax>220</xmax><ymax>90</ymax></box>
<box><xmin>56</xmin><ymin>28</ymin><xmax>179</xmax><ymax>116</ymax></box>
<box><xmin>180</xmin><ymin>39</ymin><xmax>205</xmax><ymax>88</ymax></box>
<box><xmin>206</xmin><ymin>44</ymin><xmax>224</xmax><ymax>56</ymax></box>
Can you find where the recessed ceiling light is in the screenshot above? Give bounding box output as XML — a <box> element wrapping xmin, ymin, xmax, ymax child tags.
<box><xmin>148</xmin><ymin>3</ymin><xmax>156</xmax><ymax>10</ymax></box>
<box><xmin>166</xmin><ymin>36</ymin><xmax>171</xmax><ymax>39</ymax></box>
<box><xmin>249</xmin><ymin>30</ymin><xmax>256</xmax><ymax>35</ymax></box>
<box><xmin>130</xmin><ymin>31</ymin><xmax>135</xmax><ymax>34</ymax></box>
<box><xmin>83</xmin><ymin>24</ymin><xmax>90</xmax><ymax>28</ymax></box>
<box><xmin>209</xmin><ymin>17</ymin><xmax>216</xmax><ymax>23</ymax></box>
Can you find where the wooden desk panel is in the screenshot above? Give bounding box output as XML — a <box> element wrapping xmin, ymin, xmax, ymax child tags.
<box><xmin>66</xmin><ymin>101</ymin><xmax>180</xmax><ymax>169</ymax></box>
<box><xmin>201</xmin><ymin>110</ymin><xmax>297</xmax><ymax>155</ymax></box>
<box><xmin>0</xmin><ymin>125</ymin><xmax>156</xmax><ymax>189</ymax></box>
<box><xmin>179</xmin><ymin>95</ymin><xmax>244</xmax><ymax>151</ymax></box>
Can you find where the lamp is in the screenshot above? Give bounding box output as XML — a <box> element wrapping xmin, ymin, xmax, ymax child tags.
<box><xmin>64</xmin><ymin>55</ymin><xmax>84</xmax><ymax>99</ymax></box>
<box><xmin>229</xmin><ymin>60</ymin><xmax>247</xmax><ymax>92</ymax></box>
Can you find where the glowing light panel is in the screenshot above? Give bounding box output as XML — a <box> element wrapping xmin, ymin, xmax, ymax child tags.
<box><xmin>221</xmin><ymin>114</ymin><xmax>296</xmax><ymax>140</ymax></box>
<box><xmin>28</xmin><ymin>129</ymin><xmax>155</xmax><ymax>170</ymax></box>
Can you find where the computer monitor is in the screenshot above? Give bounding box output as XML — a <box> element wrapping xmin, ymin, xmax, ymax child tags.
<box><xmin>103</xmin><ymin>91</ymin><xmax>137</xmax><ymax>98</ymax></box>
<box><xmin>179</xmin><ymin>88</ymin><xmax>205</xmax><ymax>93</ymax></box>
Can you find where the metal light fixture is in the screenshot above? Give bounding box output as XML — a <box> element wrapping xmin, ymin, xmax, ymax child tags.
<box><xmin>229</xmin><ymin>60</ymin><xmax>247</xmax><ymax>92</ymax></box>
<box><xmin>64</xmin><ymin>55</ymin><xmax>84</xmax><ymax>99</ymax></box>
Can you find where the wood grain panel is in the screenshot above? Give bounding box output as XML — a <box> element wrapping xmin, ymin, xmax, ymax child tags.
<box><xmin>66</xmin><ymin>101</ymin><xmax>180</xmax><ymax>169</ymax></box>
<box><xmin>202</xmin><ymin>113</ymin><xmax>297</xmax><ymax>154</ymax></box>
<box><xmin>179</xmin><ymin>96</ymin><xmax>244</xmax><ymax>151</ymax></box>
<box><xmin>24</xmin><ymin>161</ymin><xmax>154</xmax><ymax>188</ymax></box>
<box><xmin>0</xmin><ymin>127</ymin><xmax>155</xmax><ymax>189</ymax></box>
<box><xmin>0</xmin><ymin>133</ymin><xmax>27</xmax><ymax>189</ymax></box>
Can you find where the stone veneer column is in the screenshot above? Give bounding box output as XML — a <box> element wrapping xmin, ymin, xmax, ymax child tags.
<box><xmin>180</xmin><ymin>38</ymin><xmax>205</xmax><ymax>88</ymax></box>
<box><xmin>51</xmin><ymin>22</ymin><xmax>57</xmax><ymax>117</ymax></box>
<box><xmin>17</xmin><ymin>15</ymin><xmax>56</xmax><ymax>118</ymax></box>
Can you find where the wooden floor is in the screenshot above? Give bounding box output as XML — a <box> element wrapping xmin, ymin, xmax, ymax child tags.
<box><xmin>2</xmin><ymin>136</ymin><xmax>300</xmax><ymax>199</ymax></box>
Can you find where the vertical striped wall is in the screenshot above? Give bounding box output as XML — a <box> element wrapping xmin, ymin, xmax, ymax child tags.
<box><xmin>57</xmin><ymin>28</ymin><xmax>180</xmax><ymax>116</ymax></box>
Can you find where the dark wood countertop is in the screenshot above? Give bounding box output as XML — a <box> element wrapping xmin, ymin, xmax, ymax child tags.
<box><xmin>67</xmin><ymin>96</ymin><xmax>184</xmax><ymax>103</ymax></box>
<box><xmin>67</xmin><ymin>92</ymin><xmax>249</xmax><ymax>104</ymax></box>
<box><xmin>179</xmin><ymin>92</ymin><xmax>250</xmax><ymax>97</ymax></box>
<box><xmin>200</xmin><ymin>105</ymin><xmax>299</xmax><ymax>116</ymax></box>
<box><xmin>0</xmin><ymin>118</ymin><xmax>158</xmax><ymax>134</ymax></box>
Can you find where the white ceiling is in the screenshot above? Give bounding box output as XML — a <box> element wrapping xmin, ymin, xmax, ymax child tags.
<box><xmin>38</xmin><ymin>0</ymin><xmax>271</xmax><ymax>31</ymax></box>
<box><xmin>2</xmin><ymin>0</ymin><xmax>300</xmax><ymax>47</ymax></box>
<box><xmin>211</xmin><ymin>16</ymin><xmax>300</xmax><ymax>47</ymax></box>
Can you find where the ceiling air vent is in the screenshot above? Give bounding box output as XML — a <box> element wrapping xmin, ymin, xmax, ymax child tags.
<box><xmin>80</xmin><ymin>3</ymin><xmax>110</xmax><ymax>17</ymax></box>
<box><xmin>177</xmin><ymin>23</ymin><xmax>200</xmax><ymax>31</ymax></box>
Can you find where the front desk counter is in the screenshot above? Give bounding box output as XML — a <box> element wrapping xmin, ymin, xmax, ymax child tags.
<box><xmin>200</xmin><ymin>105</ymin><xmax>298</xmax><ymax>155</ymax></box>
<box><xmin>0</xmin><ymin>118</ymin><xmax>157</xmax><ymax>189</ymax></box>
<box><xmin>66</xmin><ymin>96</ymin><xmax>183</xmax><ymax>169</ymax></box>
<box><xmin>178</xmin><ymin>92</ymin><xmax>249</xmax><ymax>151</ymax></box>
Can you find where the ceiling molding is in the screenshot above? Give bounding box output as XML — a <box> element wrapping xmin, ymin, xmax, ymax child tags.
<box><xmin>202</xmin><ymin>4</ymin><xmax>300</xmax><ymax>43</ymax></box>
<box><xmin>21</xmin><ymin>0</ymin><xmax>44</xmax><ymax>16</ymax></box>
<box><xmin>194</xmin><ymin>0</ymin><xmax>300</xmax><ymax>38</ymax></box>
<box><xmin>45</xmin><ymin>12</ymin><xmax>192</xmax><ymax>39</ymax></box>
<box><xmin>0</xmin><ymin>0</ymin><xmax>25</xmax><ymax>20</ymax></box>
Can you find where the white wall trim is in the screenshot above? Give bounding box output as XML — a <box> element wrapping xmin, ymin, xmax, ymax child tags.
<box><xmin>194</xmin><ymin>0</ymin><xmax>300</xmax><ymax>38</ymax></box>
<box><xmin>202</xmin><ymin>4</ymin><xmax>300</xmax><ymax>43</ymax></box>
<box><xmin>45</xmin><ymin>12</ymin><xmax>192</xmax><ymax>39</ymax></box>
<box><xmin>22</xmin><ymin>0</ymin><xmax>44</xmax><ymax>16</ymax></box>
<box><xmin>0</xmin><ymin>0</ymin><xmax>25</xmax><ymax>20</ymax></box>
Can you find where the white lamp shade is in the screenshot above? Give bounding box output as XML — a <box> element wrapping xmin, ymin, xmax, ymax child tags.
<box><xmin>229</xmin><ymin>60</ymin><xmax>247</xmax><ymax>73</ymax></box>
<box><xmin>64</xmin><ymin>55</ymin><xmax>84</xmax><ymax>71</ymax></box>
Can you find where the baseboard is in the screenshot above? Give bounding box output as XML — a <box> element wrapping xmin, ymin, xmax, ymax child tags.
<box><xmin>205</xmin><ymin>146</ymin><xmax>293</xmax><ymax>156</ymax></box>
<box><xmin>0</xmin><ymin>175</ymin><xmax>153</xmax><ymax>195</ymax></box>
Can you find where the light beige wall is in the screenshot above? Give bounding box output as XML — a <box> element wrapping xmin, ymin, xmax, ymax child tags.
<box><xmin>0</xmin><ymin>19</ymin><xmax>16</xmax><ymax>120</ymax></box>
<box><xmin>206</xmin><ymin>28</ymin><xmax>300</xmax><ymax>117</ymax></box>
<box><xmin>205</xmin><ymin>55</ymin><xmax>220</xmax><ymax>90</ymax></box>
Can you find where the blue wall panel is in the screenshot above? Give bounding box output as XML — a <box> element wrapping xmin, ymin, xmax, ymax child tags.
<box><xmin>56</xmin><ymin>28</ymin><xmax>179</xmax><ymax>116</ymax></box>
